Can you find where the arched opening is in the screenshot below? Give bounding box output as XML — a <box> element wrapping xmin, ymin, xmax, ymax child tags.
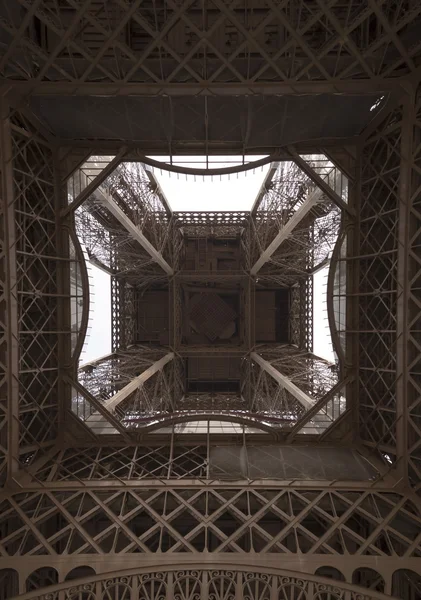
<box><xmin>0</xmin><ymin>568</ymin><xmax>19</xmax><ymax>600</ymax></box>
<box><xmin>352</xmin><ymin>567</ymin><xmax>385</xmax><ymax>592</ymax></box>
<box><xmin>314</xmin><ymin>567</ymin><xmax>346</xmax><ymax>582</ymax></box>
<box><xmin>392</xmin><ymin>569</ymin><xmax>421</xmax><ymax>600</ymax></box>
<box><xmin>26</xmin><ymin>567</ymin><xmax>59</xmax><ymax>592</ymax></box>
<box><xmin>65</xmin><ymin>566</ymin><xmax>97</xmax><ymax>581</ymax></box>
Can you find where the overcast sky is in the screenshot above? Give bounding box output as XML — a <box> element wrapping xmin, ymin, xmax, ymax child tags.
<box><xmin>80</xmin><ymin>157</ymin><xmax>334</xmax><ymax>365</ymax></box>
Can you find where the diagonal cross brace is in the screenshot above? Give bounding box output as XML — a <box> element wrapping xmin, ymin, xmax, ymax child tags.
<box><xmin>251</xmin><ymin>352</ymin><xmax>315</xmax><ymax>410</ymax></box>
<box><xmin>62</xmin><ymin>148</ymin><xmax>127</xmax><ymax>216</ymax></box>
<box><xmin>250</xmin><ymin>184</ymin><xmax>325</xmax><ymax>275</ymax></box>
<box><xmin>95</xmin><ymin>186</ymin><xmax>174</xmax><ymax>275</ymax></box>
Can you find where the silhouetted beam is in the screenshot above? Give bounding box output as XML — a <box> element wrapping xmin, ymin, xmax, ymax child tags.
<box><xmin>96</xmin><ymin>188</ymin><xmax>174</xmax><ymax>275</ymax></box>
<box><xmin>143</xmin><ymin>163</ymin><xmax>172</xmax><ymax>217</ymax></box>
<box><xmin>250</xmin><ymin>186</ymin><xmax>325</xmax><ymax>275</ymax></box>
<box><xmin>1</xmin><ymin>101</ymin><xmax>20</xmax><ymax>475</ymax></box>
<box><xmin>287</xmin><ymin>147</ymin><xmax>352</xmax><ymax>215</ymax></box>
<box><xmin>286</xmin><ymin>377</ymin><xmax>352</xmax><ymax>441</ymax></box>
<box><xmin>251</xmin><ymin>161</ymin><xmax>279</xmax><ymax>216</ymax></box>
<box><xmin>251</xmin><ymin>352</ymin><xmax>314</xmax><ymax>410</ymax></box>
<box><xmin>62</xmin><ymin>148</ymin><xmax>126</xmax><ymax>215</ymax></box>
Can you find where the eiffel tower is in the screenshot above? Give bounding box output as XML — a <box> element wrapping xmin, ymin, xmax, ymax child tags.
<box><xmin>1</xmin><ymin>2</ymin><xmax>421</xmax><ymax>598</ymax></box>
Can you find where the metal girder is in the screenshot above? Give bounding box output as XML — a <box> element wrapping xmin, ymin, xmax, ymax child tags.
<box><xmin>62</xmin><ymin>149</ymin><xmax>127</xmax><ymax>215</ymax></box>
<box><xmin>69</xmin><ymin>377</ymin><xmax>132</xmax><ymax>441</ymax></box>
<box><xmin>286</xmin><ymin>377</ymin><xmax>352</xmax><ymax>441</ymax></box>
<box><xmin>87</xmin><ymin>352</ymin><xmax>175</xmax><ymax>418</ymax></box>
<box><xmin>95</xmin><ymin>187</ymin><xmax>174</xmax><ymax>275</ymax></box>
<box><xmin>250</xmin><ymin>185</ymin><xmax>325</xmax><ymax>275</ymax></box>
<box><xmin>287</xmin><ymin>147</ymin><xmax>352</xmax><ymax>215</ymax></box>
<box><xmin>0</xmin><ymin>100</ymin><xmax>19</xmax><ymax>478</ymax></box>
<box><xmin>79</xmin><ymin>353</ymin><xmax>115</xmax><ymax>370</ymax></box>
<box><xmin>251</xmin><ymin>161</ymin><xmax>279</xmax><ymax>216</ymax></box>
<box><xmin>395</xmin><ymin>92</ymin><xmax>413</xmax><ymax>485</ymax></box>
<box><xmin>251</xmin><ymin>352</ymin><xmax>315</xmax><ymax>410</ymax></box>
<box><xmin>5</xmin><ymin>80</ymin><xmax>403</xmax><ymax>96</ymax></box>
<box><xmin>142</xmin><ymin>164</ymin><xmax>172</xmax><ymax>217</ymax></box>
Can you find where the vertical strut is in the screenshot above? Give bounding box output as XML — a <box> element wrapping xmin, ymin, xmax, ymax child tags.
<box><xmin>0</xmin><ymin>100</ymin><xmax>19</xmax><ymax>478</ymax></box>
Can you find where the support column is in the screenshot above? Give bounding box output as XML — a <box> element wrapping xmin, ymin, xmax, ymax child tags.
<box><xmin>396</xmin><ymin>89</ymin><xmax>415</xmax><ymax>484</ymax></box>
<box><xmin>0</xmin><ymin>100</ymin><xmax>19</xmax><ymax>479</ymax></box>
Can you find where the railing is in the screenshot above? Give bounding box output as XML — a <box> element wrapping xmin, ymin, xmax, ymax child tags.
<box><xmin>11</xmin><ymin>564</ymin><xmax>397</xmax><ymax>600</ymax></box>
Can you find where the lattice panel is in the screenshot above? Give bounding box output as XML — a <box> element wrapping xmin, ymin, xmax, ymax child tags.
<box><xmin>358</xmin><ymin>107</ymin><xmax>402</xmax><ymax>463</ymax></box>
<box><xmin>0</xmin><ymin>486</ymin><xmax>420</xmax><ymax>557</ymax></box>
<box><xmin>407</xmin><ymin>88</ymin><xmax>421</xmax><ymax>491</ymax></box>
<box><xmin>1</xmin><ymin>1</ymin><xmax>420</xmax><ymax>85</ymax></box>
<box><xmin>9</xmin><ymin>110</ymin><xmax>60</xmax><ymax>462</ymax></box>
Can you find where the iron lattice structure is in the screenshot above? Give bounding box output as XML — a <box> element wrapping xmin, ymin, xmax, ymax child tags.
<box><xmin>1</xmin><ymin>2</ymin><xmax>421</xmax><ymax>599</ymax></box>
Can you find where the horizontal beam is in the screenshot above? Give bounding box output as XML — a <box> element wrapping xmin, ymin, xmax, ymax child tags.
<box><xmin>87</xmin><ymin>255</ymin><xmax>116</xmax><ymax>275</ymax></box>
<box><xmin>250</xmin><ymin>185</ymin><xmax>325</xmax><ymax>275</ymax></box>
<box><xmin>95</xmin><ymin>187</ymin><xmax>174</xmax><ymax>275</ymax></box>
<box><xmin>251</xmin><ymin>352</ymin><xmax>315</xmax><ymax>410</ymax></box>
<box><xmin>5</xmin><ymin>79</ymin><xmax>402</xmax><ymax>96</ymax></box>
<box><xmin>79</xmin><ymin>352</ymin><xmax>115</xmax><ymax>370</ymax></box>
<box><xmin>13</xmin><ymin>478</ymin><xmax>397</xmax><ymax>490</ymax></box>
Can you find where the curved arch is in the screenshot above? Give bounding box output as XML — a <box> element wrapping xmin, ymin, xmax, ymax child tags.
<box><xmin>327</xmin><ymin>227</ymin><xmax>346</xmax><ymax>366</ymax></box>
<box><xmin>352</xmin><ymin>568</ymin><xmax>385</xmax><ymax>593</ymax></box>
<box><xmin>9</xmin><ymin>562</ymin><xmax>395</xmax><ymax>600</ymax></box>
<box><xmin>138</xmin><ymin>575</ymin><xmax>167</xmax><ymax>600</ymax></box>
<box><xmin>65</xmin><ymin>566</ymin><xmax>97</xmax><ymax>582</ymax></box>
<box><xmin>69</xmin><ymin>227</ymin><xmax>91</xmax><ymax>365</ymax></box>
<box><xmin>126</xmin><ymin>410</ymin><xmax>289</xmax><ymax>437</ymax></box>
<box><xmin>26</xmin><ymin>567</ymin><xmax>58</xmax><ymax>592</ymax></box>
<box><xmin>314</xmin><ymin>567</ymin><xmax>345</xmax><ymax>582</ymax></box>
<box><xmin>131</xmin><ymin>155</ymin><xmax>275</xmax><ymax>177</ymax></box>
<box><xmin>392</xmin><ymin>569</ymin><xmax>421</xmax><ymax>600</ymax></box>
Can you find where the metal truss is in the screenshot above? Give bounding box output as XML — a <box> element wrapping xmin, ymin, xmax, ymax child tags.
<box><xmin>1</xmin><ymin>478</ymin><xmax>421</xmax><ymax>572</ymax></box>
<box><xmin>1</xmin><ymin>0</ymin><xmax>420</xmax><ymax>90</ymax></box>
<box><xmin>2</xmin><ymin>9</ymin><xmax>421</xmax><ymax>596</ymax></box>
<box><xmin>250</xmin><ymin>159</ymin><xmax>342</xmax><ymax>353</ymax></box>
<box><xmin>398</xmin><ymin>86</ymin><xmax>421</xmax><ymax>492</ymax></box>
<box><xmin>0</xmin><ymin>106</ymin><xmax>73</xmax><ymax>485</ymax></box>
<box><xmin>356</xmin><ymin>99</ymin><xmax>404</xmax><ymax>474</ymax></box>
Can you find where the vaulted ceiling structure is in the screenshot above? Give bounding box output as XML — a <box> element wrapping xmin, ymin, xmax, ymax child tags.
<box><xmin>1</xmin><ymin>1</ymin><xmax>421</xmax><ymax>599</ymax></box>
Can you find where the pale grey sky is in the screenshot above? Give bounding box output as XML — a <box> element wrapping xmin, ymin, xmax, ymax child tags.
<box><xmin>81</xmin><ymin>158</ymin><xmax>335</xmax><ymax>365</ymax></box>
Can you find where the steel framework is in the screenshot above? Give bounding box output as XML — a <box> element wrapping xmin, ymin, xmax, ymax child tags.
<box><xmin>1</xmin><ymin>2</ymin><xmax>421</xmax><ymax>599</ymax></box>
